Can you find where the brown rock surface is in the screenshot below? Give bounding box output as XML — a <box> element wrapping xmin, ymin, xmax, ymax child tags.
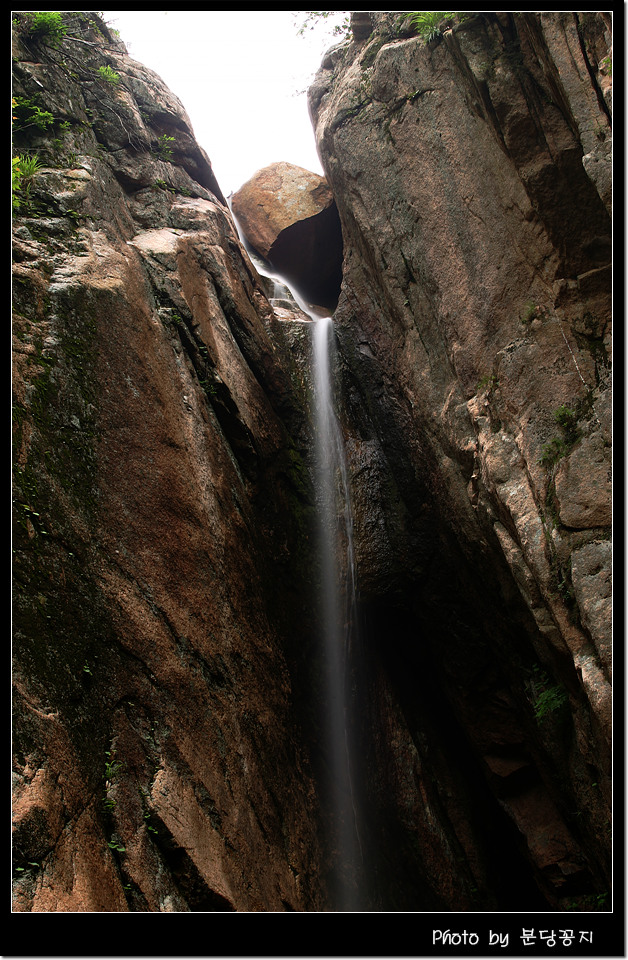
<box><xmin>12</xmin><ymin>10</ymin><xmax>613</xmax><ymax>916</ymax></box>
<box><xmin>231</xmin><ymin>162</ymin><xmax>343</xmax><ymax>311</ymax></box>
<box><xmin>12</xmin><ymin>13</ymin><xmax>324</xmax><ymax>914</ymax></box>
<box><xmin>309</xmin><ymin>9</ymin><xmax>612</xmax><ymax>908</ymax></box>
<box><xmin>554</xmin><ymin>434</ymin><xmax>612</xmax><ymax>529</ymax></box>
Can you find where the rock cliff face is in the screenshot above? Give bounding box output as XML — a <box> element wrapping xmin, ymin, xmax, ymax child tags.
<box><xmin>308</xmin><ymin>10</ymin><xmax>612</xmax><ymax>910</ymax></box>
<box><xmin>12</xmin><ymin>12</ymin><xmax>325</xmax><ymax>912</ymax></box>
<box><xmin>13</xmin><ymin>11</ymin><xmax>612</xmax><ymax>914</ymax></box>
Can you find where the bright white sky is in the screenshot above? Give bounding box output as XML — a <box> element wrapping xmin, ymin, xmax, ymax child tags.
<box><xmin>102</xmin><ymin>10</ymin><xmax>347</xmax><ymax>196</ymax></box>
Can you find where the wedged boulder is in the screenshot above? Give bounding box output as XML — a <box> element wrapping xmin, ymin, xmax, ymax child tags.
<box><xmin>231</xmin><ymin>162</ymin><xmax>343</xmax><ymax>311</ymax></box>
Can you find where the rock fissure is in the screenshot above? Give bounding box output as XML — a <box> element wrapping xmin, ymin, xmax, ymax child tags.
<box><xmin>573</xmin><ymin>14</ymin><xmax>612</xmax><ymax>129</ymax></box>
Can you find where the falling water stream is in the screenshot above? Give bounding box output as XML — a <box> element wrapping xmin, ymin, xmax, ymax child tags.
<box><xmin>312</xmin><ymin>315</ymin><xmax>363</xmax><ymax>911</ymax></box>
<box><xmin>229</xmin><ymin>207</ymin><xmax>363</xmax><ymax>908</ymax></box>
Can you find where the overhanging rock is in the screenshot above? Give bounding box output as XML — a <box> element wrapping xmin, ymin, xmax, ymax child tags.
<box><xmin>231</xmin><ymin>162</ymin><xmax>343</xmax><ymax>312</ymax></box>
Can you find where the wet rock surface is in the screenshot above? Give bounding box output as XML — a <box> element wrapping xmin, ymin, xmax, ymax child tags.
<box><xmin>13</xmin><ymin>11</ymin><xmax>612</xmax><ymax>915</ymax></box>
<box><xmin>309</xmin><ymin>9</ymin><xmax>612</xmax><ymax>910</ymax></box>
<box><xmin>231</xmin><ymin>162</ymin><xmax>343</xmax><ymax>311</ymax></box>
<box><xmin>12</xmin><ymin>13</ymin><xmax>324</xmax><ymax>913</ymax></box>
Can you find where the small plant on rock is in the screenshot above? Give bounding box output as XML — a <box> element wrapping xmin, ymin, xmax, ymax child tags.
<box><xmin>96</xmin><ymin>64</ymin><xmax>120</xmax><ymax>84</ymax></box>
<box><xmin>521</xmin><ymin>301</ymin><xmax>550</xmax><ymax>325</ymax></box>
<box><xmin>12</xmin><ymin>96</ymin><xmax>55</xmax><ymax>134</ymax></box>
<box><xmin>104</xmin><ymin>755</ymin><xmax>124</xmax><ymax>782</ymax></box>
<box><xmin>528</xmin><ymin>665</ymin><xmax>569</xmax><ymax>723</ymax></box>
<box><xmin>533</xmin><ymin>684</ymin><xmax>568</xmax><ymax>722</ymax></box>
<box><xmin>12</xmin><ymin>154</ymin><xmax>42</xmax><ymax>210</ymax></box>
<box><xmin>15</xmin><ymin>11</ymin><xmax>67</xmax><ymax>46</ymax></box>
<box><xmin>553</xmin><ymin>404</ymin><xmax>580</xmax><ymax>446</ymax></box>
<box><xmin>539</xmin><ymin>404</ymin><xmax>581</xmax><ymax>467</ymax></box>
<box><xmin>476</xmin><ymin>373</ymin><xmax>498</xmax><ymax>394</ymax></box>
<box><xmin>156</xmin><ymin>134</ymin><xmax>176</xmax><ymax>161</ymax></box>
<box><xmin>12</xmin><ymin>158</ymin><xmax>24</xmax><ymax>211</ymax></box>
<box><xmin>404</xmin><ymin>12</ymin><xmax>456</xmax><ymax>42</ymax></box>
<box><xmin>539</xmin><ymin>436</ymin><xmax>567</xmax><ymax>467</ymax></box>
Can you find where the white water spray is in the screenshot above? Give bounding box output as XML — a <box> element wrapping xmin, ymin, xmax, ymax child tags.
<box><xmin>229</xmin><ymin>201</ymin><xmax>363</xmax><ymax>906</ymax></box>
<box><xmin>312</xmin><ymin>315</ymin><xmax>362</xmax><ymax>910</ymax></box>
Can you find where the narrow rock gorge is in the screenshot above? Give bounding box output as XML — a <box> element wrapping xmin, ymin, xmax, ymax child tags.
<box><xmin>12</xmin><ymin>11</ymin><xmax>612</xmax><ymax>919</ymax></box>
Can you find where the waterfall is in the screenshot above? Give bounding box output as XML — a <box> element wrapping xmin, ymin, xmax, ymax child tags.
<box><xmin>228</xmin><ymin>199</ymin><xmax>329</xmax><ymax>321</ymax></box>
<box><xmin>312</xmin><ymin>315</ymin><xmax>362</xmax><ymax>911</ymax></box>
<box><xmin>228</xmin><ymin>201</ymin><xmax>363</xmax><ymax>907</ymax></box>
